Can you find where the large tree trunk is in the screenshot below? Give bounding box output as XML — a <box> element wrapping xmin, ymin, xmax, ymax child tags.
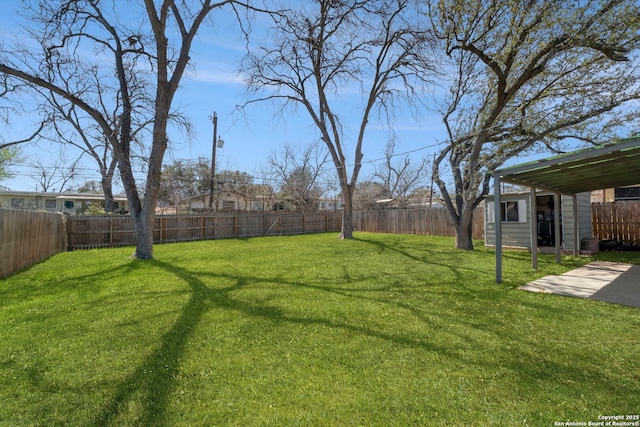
<box><xmin>131</xmin><ymin>203</ymin><xmax>156</xmax><ymax>259</ymax></box>
<box><xmin>101</xmin><ymin>175</ymin><xmax>117</xmax><ymax>213</ymax></box>
<box><xmin>130</xmin><ymin>110</ymin><xmax>169</xmax><ymax>258</ymax></box>
<box><xmin>454</xmin><ymin>208</ymin><xmax>475</xmax><ymax>250</ymax></box>
<box><xmin>338</xmin><ymin>183</ymin><xmax>355</xmax><ymax>239</ymax></box>
<box><xmin>339</xmin><ymin>206</ymin><xmax>354</xmax><ymax>239</ymax></box>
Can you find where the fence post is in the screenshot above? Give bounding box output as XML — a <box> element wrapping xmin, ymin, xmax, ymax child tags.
<box><xmin>234</xmin><ymin>214</ymin><xmax>238</xmax><ymax>239</ymax></box>
<box><xmin>109</xmin><ymin>217</ymin><xmax>114</xmax><ymax>246</ymax></box>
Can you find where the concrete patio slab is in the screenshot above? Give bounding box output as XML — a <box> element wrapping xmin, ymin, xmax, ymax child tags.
<box><xmin>519</xmin><ymin>261</ymin><xmax>640</xmax><ymax>308</ymax></box>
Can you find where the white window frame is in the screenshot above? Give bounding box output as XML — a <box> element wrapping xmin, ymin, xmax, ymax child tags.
<box><xmin>487</xmin><ymin>200</ymin><xmax>527</xmax><ymax>223</ymax></box>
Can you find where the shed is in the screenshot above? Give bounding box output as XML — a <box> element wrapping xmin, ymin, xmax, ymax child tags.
<box><xmin>484</xmin><ymin>191</ymin><xmax>592</xmax><ymax>252</ymax></box>
<box><xmin>490</xmin><ymin>136</ymin><xmax>640</xmax><ymax>283</ymax></box>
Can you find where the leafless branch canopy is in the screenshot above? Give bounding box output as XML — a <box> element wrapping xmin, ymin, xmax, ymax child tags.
<box><xmin>427</xmin><ymin>0</ymin><xmax>640</xmax><ymax>248</ymax></box>
<box><xmin>240</xmin><ymin>0</ymin><xmax>437</xmax><ymax>236</ymax></box>
<box><xmin>0</xmin><ymin>0</ymin><xmax>256</xmax><ymax>257</ymax></box>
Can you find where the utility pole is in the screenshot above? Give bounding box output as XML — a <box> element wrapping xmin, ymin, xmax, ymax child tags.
<box><xmin>208</xmin><ymin>112</ymin><xmax>225</xmax><ymax>211</ymax></box>
<box><xmin>208</xmin><ymin>112</ymin><xmax>218</xmax><ymax>210</ymax></box>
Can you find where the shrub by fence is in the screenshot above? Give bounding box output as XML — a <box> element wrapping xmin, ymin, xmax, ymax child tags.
<box><xmin>592</xmin><ymin>201</ymin><xmax>640</xmax><ymax>245</ymax></box>
<box><xmin>353</xmin><ymin>208</ymin><xmax>485</xmax><ymax>240</ymax></box>
<box><xmin>0</xmin><ymin>209</ymin><xmax>66</xmax><ymax>278</ymax></box>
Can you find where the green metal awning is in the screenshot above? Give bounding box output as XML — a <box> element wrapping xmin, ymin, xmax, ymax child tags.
<box><xmin>491</xmin><ymin>136</ymin><xmax>640</xmax><ymax>195</ymax></box>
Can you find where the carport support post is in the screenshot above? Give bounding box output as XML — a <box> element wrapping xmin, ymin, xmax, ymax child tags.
<box><xmin>495</xmin><ymin>175</ymin><xmax>502</xmax><ymax>283</ymax></box>
<box><xmin>554</xmin><ymin>192</ymin><xmax>561</xmax><ymax>264</ymax></box>
<box><xmin>530</xmin><ymin>186</ymin><xmax>538</xmax><ymax>269</ymax></box>
<box><xmin>573</xmin><ymin>194</ymin><xmax>579</xmax><ymax>256</ymax></box>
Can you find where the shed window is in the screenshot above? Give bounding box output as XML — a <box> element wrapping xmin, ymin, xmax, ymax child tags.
<box><xmin>64</xmin><ymin>200</ymin><xmax>75</xmax><ymax>209</ymax></box>
<box><xmin>502</xmin><ymin>200</ymin><xmax>527</xmax><ymax>223</ymax></box>
<box><xmin>502</xmin><ymin>202</ymin><xmax>519</xmax><ymax>222</ymax></box>
<box><xmin>487</xmin><ymin>200</ymin><xmax>527</xmax><ymax>223</ymax></box>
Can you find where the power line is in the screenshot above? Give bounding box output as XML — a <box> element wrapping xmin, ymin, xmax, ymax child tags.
<box><xmin>343</xmin><ymin>90</ymin><xmax>626</xmax><ymax>169</ymax></box>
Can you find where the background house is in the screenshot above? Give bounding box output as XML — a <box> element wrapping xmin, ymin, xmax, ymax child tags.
<box><xmin>591</xmin><ymin>184</ymin><xmax>640</xmax><ymax>202</ymax></box>
<box><xmin>55</xmin><ymin>194</ymin><xmax>128</xmax><ymax>215</ymax></box>
<box><xmin>188</xmin><ymin>192</ymin><xmax>250</xmax><ymax>212</ymax></box>
<box><xmin>0</xmin><ymin>191</ymin><xmax>128</xmax><ymax>215</ymax></box>
<box><xmin>0</xmin><ymin>191</ymin><xmax>60</xmax><ymax>212</ymax></box>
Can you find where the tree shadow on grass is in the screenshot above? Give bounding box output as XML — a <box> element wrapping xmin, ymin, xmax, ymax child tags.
<box><xmin>355</xmin><ymin>235</ymin><xmax>496</xmax><ymax>282</ymax></box>
<box><xmin>91</xmin><ymin>247</ymin><xmax>630</xmax><ymax>426</ymax></box>
<box><xmin>93</xmin><ymin>259</ymin><xmax>214</xmax><ymax>426</ymax></box>
<box><xmin>92</xmin><ymin>257</ymin><xmax>459</xmax><ymax>426</ymax></box>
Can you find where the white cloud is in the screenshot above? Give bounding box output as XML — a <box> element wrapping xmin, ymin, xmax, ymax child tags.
<box><xmin>186</xmin><ymin>67</ymin><xmax>245</xmax><ymax>85</ymax></box>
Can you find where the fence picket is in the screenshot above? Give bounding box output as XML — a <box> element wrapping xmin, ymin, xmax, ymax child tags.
<box><xmin>0</xmin><ymin>209</ymin><xmax>66</xmax><ymax>278</ymax></box>
<box><xmin>591</xmin><ymin>201</ymin><xmax>640</xmax><ymax>244</ymax></box>
<box><xmin>4</xmin><ymin>201</ymin><xmax>640</xmax><ymax>278</ymax></box>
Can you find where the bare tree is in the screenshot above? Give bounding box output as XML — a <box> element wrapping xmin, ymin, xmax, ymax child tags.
<box><xmin>252</xmin><ymin>168</ymin><xmax>278</xmax><ymax>211</ymax></box>
<box><xmin>427</xmin><ymin>0</ymin><xmax>640</xmax><ymax>249</ymax></box>
<box><xmin>352</xmin><ymin>180</ymin><xmax>388</xmax><ymax>210</ymax></box>
<box><xmin>0</xmin><ymin>72</ymin><xmax>48</xmax><ymax>151</ymax></box>
<box><xmin>29</xmin><ymin>148</ymin><xmax>81</xmax><ymax>193</ymax></box>
<box><xmin>242</xmin><ymin>0</ymin><xmax>436</xmax><ymax>238</ymax></box>
<box><xmin>0</xmin><ymin>0</ymin><xmax>259</xmax><ymax>258</ymax></box>
<box><xmin>372</xmin><ymin>138</ymin><xmax>429</xmax><ymax>208</ymax></box>
<box><xmin>264</xmin><ymin>142</ymin><xmax>331</xmax><ymax>212</ymax></box>
<box><xmin>42</xmin><ymin>90</ymin><xmax>121</xmax><ymax>211</ymax></box>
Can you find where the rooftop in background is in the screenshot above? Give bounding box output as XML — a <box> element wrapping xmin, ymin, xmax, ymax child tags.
<box><xmin>0</xmin><ymin>190</ymin><xmax>127</xmax><ymax>200</ymax></box>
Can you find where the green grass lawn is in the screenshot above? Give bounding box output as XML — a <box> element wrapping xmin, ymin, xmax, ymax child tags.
<box><xmin>1</xmin><ymin>233</ymin><xmax>638</xmax><ymax>426</ymax></box>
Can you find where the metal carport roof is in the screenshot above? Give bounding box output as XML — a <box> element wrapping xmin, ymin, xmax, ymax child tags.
<box><xmin>492</xmin><ymin>136</ymin><xmax>640</xmax><ymax>195</ymax></box>
<box><xmin>490</xmin><ymin>136</ymin><xmax>640</xmax><ymax>283</ymax></box>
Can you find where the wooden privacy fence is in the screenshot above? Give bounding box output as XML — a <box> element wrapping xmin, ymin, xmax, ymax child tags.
<box><xmin>65</xmin><ymin>209</ymin><xmax>486</xmax><ymax>250</ymax></box>
<box><xmin>0</xmin><ymin>209</ymin><xmax>66</xmax><ymax>278</ymax></box>
<box><xmin>66</xmin><ymin>212</ymin><xmax>344</xmax><ymax>249</ymax></box>
<box><xmin>592</xmin><ymin>201</ymin><xmax>640</xmax><ymax>245</ymax></box>
<box><xmin>353</xmin><ymin>207</ymin><xmax>485</xmax><ymax>239</ymax></box>
<box><xmin>4</xmin><ymin>201</ymin><xmax>639</xmax><ymax>277</ymax></box>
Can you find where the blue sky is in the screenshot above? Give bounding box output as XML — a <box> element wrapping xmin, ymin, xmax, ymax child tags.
<box><xmin>0</xmin><ymin>2</ymin><xmax>446</xmax><ymax>193</ymax></box>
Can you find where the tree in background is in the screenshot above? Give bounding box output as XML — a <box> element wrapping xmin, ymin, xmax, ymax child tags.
<box><xmin>34</xmin><ymin>67</ymin><xmax>150</xmax><ymax>212</ymax></box>
<box><xmin>76</xmin><ymin>180</ymin><xmax>103</xmax><ymax>194</ymax></box>
<box><xmin>352</xmin><ymin>180</ymin><xmax>388</xmax><ymax>210</ymax></box>
<box><xmin>159</xmin><ymin>157</ymin><xmax>210</xmax><ymax>213</ymax></box>
<box><xmin>213</xmin><ymin>170</ymin><xmax>256</xmax><ymax>212</ymax></box>
<box><xmin>264</xmin><ymin>142</ymin><xmax>331</xmax><ymax>212</ymax></box>
<box><xmin>371</xmin><ymin>138</ymin><xmax>429</xmax><ymax>208</ymax></box>
<box><xmin>0</xmin><ymin>147</ymin><xmax>18</xmax><ymax>183</ymax></box>
<box><xmin>159</xmin><ymin>158</ymin><xmax>261</xmax><ymax>213</ymax></box>
<box><xmin>0</xmin><ymin>0</ymin><xmax>257</xmax><ymax>258</ymax></box>
<box><xmin>242</xmin><ymin>0</ymin><xmax>436</xmax><ymax>238</ymax></box>
<box><xmin>427</xmin><ymin>0</ymin><xmax>640</xmax><ymax>249</ymax></box>
<box><xmin>29</xmin><ymin>148</ymin><xmax>80</xmax><ymax>193</ymax></box>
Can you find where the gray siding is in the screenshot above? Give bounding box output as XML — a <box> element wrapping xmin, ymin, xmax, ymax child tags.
<box><xmin>560</xmin><ymin>193</ymin><xmax>593</xmax><ymax>250</ymax></box>
<box><xmin>485</xmin><ymin>195</ymin><xmax>531</xmax><ymax>247</ymax></box>
<box><xmin>485</xmin><ymin>192</ymin><xmax>592</xmax><ymax>250</ymax></box>
<box><xmin>577</xmin><ymin>192</ymin><xmax>593</xmax><ymax>240</ymax></box>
